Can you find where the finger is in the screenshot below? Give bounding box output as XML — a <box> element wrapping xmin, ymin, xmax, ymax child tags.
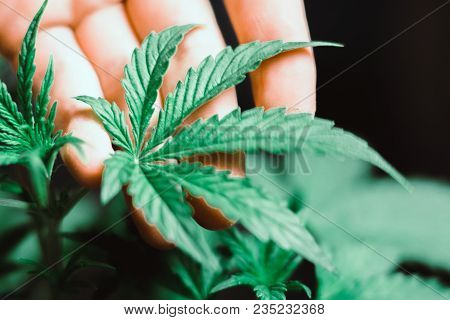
<box><xmin>126</xmin><ymin>0</ymin><xmax>243</xmax><ymax>230</ymax></box>
<box><xmin>33</xmin><ymin>27</ymin><xmax>112</xmax><ymax>188</ymax></box>
<box><xmin>224</xmin><ymin>0</ymin><xmax>317</xmax><ymax>113</ymax></box>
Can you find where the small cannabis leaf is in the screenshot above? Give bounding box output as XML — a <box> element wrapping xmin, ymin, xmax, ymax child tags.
<box><xmin>79</xmin><ymin>24</ymin><xmax>407</xmax><ymax>270</ymax></box>
<box><xmin>165</xmin><ymin>254</ymin><xmax>222</xmax><ymax>300</ymax></box>
<box><xmin>0</xmin><ymin>0</ymin><xmax>79</xmax><ymax>206</ymax></box>
<box><xmin>212</xmin><ymin>230</ymin><xmax>311</xmax><ymax>300</ymax></box>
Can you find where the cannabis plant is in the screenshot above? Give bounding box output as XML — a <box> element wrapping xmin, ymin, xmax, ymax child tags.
<box><xmin>0</xmin><ymin>0</ymin><xmax>81</xmax><ymax>277</ymax></box>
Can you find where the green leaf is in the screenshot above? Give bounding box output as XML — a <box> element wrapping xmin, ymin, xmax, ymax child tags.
<box><xmin>0</xmin><ymin>81</ymin><xmax>30</xmax><ymax>147</ymax></box>
<box><xmin>0</xmin><ymin>176</ymin><xmax>23</xmax><ymax>195</ymax></box>
<box><xmin>286</xmin><ymin>280</ymin><xmax>312</xmax><ymax>299</ymax></box>
<box><xmin>17</xmin><ymin>0</ymin><xmax>47</xmax><ymax>125</ymax></box>
<box><xmin>151</xmin><ymin>162</ymin><xmax>331</xmax><ymax>269</ymax></box>
<box><xmin>122</xmin><ymin>25</ymin><xmax>195</xmax><ymax>149</ymax></box>
<box><xmin>148</xmin><ymin>107</ymin><xmax>409</xmax><ymax>190</ymax></box>
<box><xmin>21</xmin><ymin>151</ymin><xmax>49</xmax><ymax>208</ymax></box>
<box><xmin>44</xmin><ymin>101</ymin><xmax>57</xmax><ymax>139</ymax></box>
<box><xmin>0</xmin><ymin>198</ymin><xmax>29</xmax><ymax>210</ymax></box>
<box><xmin>146</xmin><ymin>107</ymin><xmax>308</xmax><ymax>160</ymax></box>
<box><xmin>35</xmin><ymin>56</ymin><xmax>54</xmax><ymax>140</ymax></box>
<box><xmin>213</xmin><ymin>274</ymin><xmax>258</xmax><ymax>293</ymax></box>
<box><xmin>147</xmin><ymin>41</ymin><xmax>341</xmax><ymax>151</ymax></box>
<box><xmin>100</xmin><ymin>151</ymin><xmax>135</xmax><ymax>204</ymax></box>
<box><xmin>52</xmin><ymin>134</ymin><xmax>82</xmax><ymax>151</ymax></box>
<box><xmin>127</xmin><ymin>166</ymin><xmax>219</xmax><ymax>270</ymax></box>
<box><xmin>304</xmin><ymin>127</ymin><xmax>411</xmax><ymax>191</ymax></box>
<box><xmin>149</xmin><ymin>162</ymin><xmax>249</xmax><ymax>222</ymax></box>
<box><xmin>254</xmin><ymin>283</ymin><xmax>288</xmax><ymax>300</ymax></box>
<box><xmin>77</xmin><ymin>96</ymin><xmax>133</xmax><ymax>153</ymax></box>
<box><xmin>0</xmin><ymin>153</ymin><xmax>21</xmax><ymax>166</ymax></box>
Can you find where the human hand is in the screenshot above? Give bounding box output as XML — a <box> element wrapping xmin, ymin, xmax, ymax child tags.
<box><xmin>0</xmin><ymin>0</ymin><xmax>317</xmax><ymax>247</ymax></box>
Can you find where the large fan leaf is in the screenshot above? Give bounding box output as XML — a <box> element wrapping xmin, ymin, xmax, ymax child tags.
<box><xmin>147</xmin><ymin>40</ymin><xmax>340</xmax><ymax>151</ymax></box>
<box><xmin>122</xmin><ymin>25</ymin><xmax>195</xmax><ymax>149</ymax></box>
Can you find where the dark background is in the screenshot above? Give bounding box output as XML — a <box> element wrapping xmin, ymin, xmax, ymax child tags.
<box><xmin>212</xmin><ymin>0</ymin><xmax>450</xmax><ymax>180</ymax></box>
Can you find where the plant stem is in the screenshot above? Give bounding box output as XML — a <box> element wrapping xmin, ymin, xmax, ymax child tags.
<box><xmin>35</xmin><ymin>215</ymin><xmax>62</xmax><ymax>298</ymax></box>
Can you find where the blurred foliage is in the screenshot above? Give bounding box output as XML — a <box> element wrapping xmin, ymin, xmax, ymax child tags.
<box><xmin>316</xmin><ymin>244</ymin><xmax>450</xmax><ymax>299</ymax></box>
<box><xmin>1</xmin><ymin>151</ymin><xmax>449</xmax><ymax>299</ymax></box>
<box><xmin>255</xmin><ymin>152</ymin><xmax>450</xmax><ymax>299</ymax></box>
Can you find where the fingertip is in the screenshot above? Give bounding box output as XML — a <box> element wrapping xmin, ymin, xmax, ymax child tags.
<box><xmin>253</xmin><ymin>49</ymin><xmax>317</xmax><ymax>114</ymax></box>
<box><xmin>61</xmin><ymin>117</ymin><xmax>113</xmax><ymax>188</ymax></box>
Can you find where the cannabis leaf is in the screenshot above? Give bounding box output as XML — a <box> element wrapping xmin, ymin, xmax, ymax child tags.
<box><xmin>80</xmin><ymin>23</ymin><xmax>408</xmax><ymax>270</ymax></box>
<box><xmin>0</xmin><ymin>0</ymin><xmax>79</xmax><ymax>207</ymax></box>
<box><xmin>212</xmin><ymin>230</ymin><xmax>311</xmax><ymax>300</ymax></box>
<box><xmin>78</xmin><ymin>27</ymin><xmax>341</xmax><ymax>269</ymax></box>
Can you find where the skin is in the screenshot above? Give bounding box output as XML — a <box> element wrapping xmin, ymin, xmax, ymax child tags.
<box><xmin>0</xmin><ymin>0</ymin><xmax>316</xmax><ymax>247</ymax></box>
